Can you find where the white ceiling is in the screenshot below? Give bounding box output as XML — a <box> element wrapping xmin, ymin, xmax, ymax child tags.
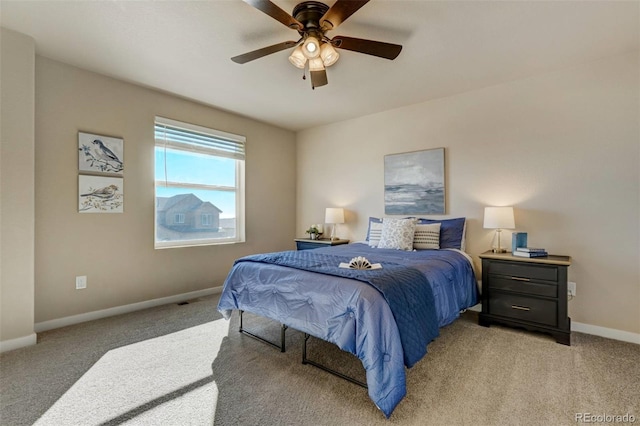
<box><xmin>1</xmin><ymin>0</ymin><xmax>638</xmax><ymax>131</ymax></box>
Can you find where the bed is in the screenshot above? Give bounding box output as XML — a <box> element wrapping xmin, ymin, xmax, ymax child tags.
<box><xmin>217</xmin><ymin>218</ymin><xmax>478</xmax><ymax>418</ymax></box>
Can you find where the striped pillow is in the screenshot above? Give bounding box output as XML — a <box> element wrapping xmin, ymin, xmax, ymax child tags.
<box><xmin>367</xmin><ymin>221</ymin><xmax>383</xmax><ymax>247</ymax></box>
<box><xmin>413</xmin><ymin>223</ymin><xmax>441</xmax><ymax>250</ymax></box>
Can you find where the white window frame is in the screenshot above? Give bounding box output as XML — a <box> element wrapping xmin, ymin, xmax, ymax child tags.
<box><xmin>154</xmin><ymin>116</ymin><xmax>245</xmax><ymax>249</ymax></box>
<box><xmin>201</xmin><ymin>213</ymin><xmax>212</xmax><ymax>226</ymax></box>
<box><xmin>175</xmin><ymin>213</ymin><xmax>185</xmax><ymax>224</ymax></box>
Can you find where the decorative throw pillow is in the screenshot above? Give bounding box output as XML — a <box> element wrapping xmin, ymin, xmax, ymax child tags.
<box><xmin>377</xmin><ymin>218</ymin><xmax>416</xmax><ymax>251</ymax></box>
<box><xmin>367</xmin><ymin>221</ymin><xmax>384</xmax><ymax>247</ymax></box>
<box><xmin>366</xmin><ymin>217</ymin><xmax>382</xmax><ymax>240</ymax></box>
<box><xmin>413</xmin><ymin>223</ymin><xmax>441</xmax><ymax>250</ymax></box>
<box><xmin>414</xmin><ymin>217</ymin><xmax>466</xmax><ymax>250</ymax></box>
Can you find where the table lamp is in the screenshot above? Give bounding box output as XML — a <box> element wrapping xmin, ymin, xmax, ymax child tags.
<box><xmin>483</xmin><ymin>206</ymin><xmax>515</xmax><ymax>253</ymax></box>
<box><xmin>325</xmin><ymin>208</ymin><xmax>345</xmax><ymax>241</ymax></box>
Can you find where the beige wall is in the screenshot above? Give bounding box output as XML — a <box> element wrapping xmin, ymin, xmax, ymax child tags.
<box><xmin>297</xmin><ymin>52</ymin><xmax>640</xmax><ymax>335</ymax></box>
<box><xmin>34</xmin><ymin>57</ymin><xmax>296</xmax><ymax>323</ymax></box>
<box><xmin>0</xmin><ymin>28</ymin><xmax>36</xmax><ymax>346</ymax></box>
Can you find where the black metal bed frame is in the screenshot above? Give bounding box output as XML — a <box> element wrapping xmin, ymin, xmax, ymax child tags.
<box><xmin>239</xmin><ymin>310</ymin><xmax>288</xmax><ymax>352</ymax></box>
<box><xmin>238</xmin><ymin>310</ymin><xmax>367</xmax><ymax>389</ymax></box>
<box><xmin>302</xmin><ymin>333</ymin><xmax>367</xmax><ymax>388</ymax></box>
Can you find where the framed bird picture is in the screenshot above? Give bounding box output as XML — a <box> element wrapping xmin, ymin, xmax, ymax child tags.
<box><xmin>78</xmin><ymin>175</ymin><xmax>124</xmax><ymax>213</ymax></box>
<box><xmin>78</xmin><ymin>132</ymin><xmax>124</xmax><ymax>175</ymax></box>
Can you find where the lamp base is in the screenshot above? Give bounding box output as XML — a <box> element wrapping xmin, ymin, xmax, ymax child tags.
<box><xmin>492</xmin><ymin>248</ymin><xmax>508</xmax><ymax>253</ymax></box>
<box><xmin>330</xmin><ymin>225</ymin><xmax>338</xmax><ymax>241</ymax></box>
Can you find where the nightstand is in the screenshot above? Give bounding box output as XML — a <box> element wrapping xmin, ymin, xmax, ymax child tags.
<box><xmin>294</xmin><ymin>238</ymin><xmax>349</xmax><ymax>250</ymax></box>
<box><xmin>478</xmin><ymin>251</ymin><xmax>572</xmax><ymax>345</ymax></box>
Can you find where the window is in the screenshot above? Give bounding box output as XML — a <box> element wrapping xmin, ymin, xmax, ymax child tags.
<box><xmin>154</xmin><ymin>117</ymin><xmax>245</xmax><ymax>248</ymax></box>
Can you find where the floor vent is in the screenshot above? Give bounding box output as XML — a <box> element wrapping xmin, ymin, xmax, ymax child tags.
<box><xmin>177</xmin><ymin>301</ymin><xmax>190</xmax><ymax>306</ymax></box>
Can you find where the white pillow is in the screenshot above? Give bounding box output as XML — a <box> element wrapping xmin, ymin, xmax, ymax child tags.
<box><xmin>377</xmin><ymin>218</ymin><xmax>416</xmax><ymax>251</ymax></box>
<box><xmin>367</xmin><ymin>222</ymin><xmax>383</xmax><ymax>247</ymax></box>
<box><xmin>413</xmin><ymin>223</ymin><xmax>441</xmax><ymax>250</ymax></box>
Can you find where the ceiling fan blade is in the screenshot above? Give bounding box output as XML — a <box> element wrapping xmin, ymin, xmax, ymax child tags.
<box><xmin>231</xmin><ymin>41</ymin><xmax>298</xmax><ymax>64</ymax></box>
<box><xmin>243</xmin><ymin>0</ymin><xmax>303</xmax><ymax>30</ymax></box>
<box><xmin>310</xmin><ymin>69</ymin><xmax>328</xmax><ymax>88</ymax></box>
<box><xmin>332</xmin><ymin>36</ymin><xmax>402</xmax><ymax>60</ymax></box>
<box><xmin>320</xmin><ymin>0</ymin><xmax>370</xmax><ymax>31</ymax></box>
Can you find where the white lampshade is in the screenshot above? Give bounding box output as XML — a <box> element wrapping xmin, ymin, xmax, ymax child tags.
<box><xmin>325</xmin><ymin>207</ymin><xmax>345</xmax><ymax>224</ymax></box>
<box><xmin>288</xmin><ymin>46</ymin><xmax>307</xmax><ymax>69</ymax></box>
<box><xmin>302</xmin><ymin>36</ymin><xmax>321</xmax><ymax>59</ymax></box>
<box><xmin>483</xmin><ymin>206</ymin><xmax>515</xmax><ymax>229</ymax></box>
<box><xmin>320</xmin><ymin>43</ymin><xmax>339</xmax><ymax>67</ymax></box>
<box><xmin>308</xmin><ymin>57</ymin><xmax>325</xmax><ymax>72</ymax></box>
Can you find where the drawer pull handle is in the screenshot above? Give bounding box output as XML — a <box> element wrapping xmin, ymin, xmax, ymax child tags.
<box><xmin>511</xmin><ymin>305</ymin><xmax>531</xmax><ymax>311</ymax></box>
<box><xmin>511</xmin><ymin>276</ymin><xmax>531</xmax><ymax>282</ymax></box>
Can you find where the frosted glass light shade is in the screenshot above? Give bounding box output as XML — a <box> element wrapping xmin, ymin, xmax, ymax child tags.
<box><xmin>309</xmin><ymin>57</ymin><xmax>325</xmax><ymax>72</ymax></box>
<box><xmin>325</xmin><ymin>207</ymin><xmax>345</xmax><ymax>224</ymax></box>
<box><xmin>483</xmin><ymin>206</ymin><xmax>515</xmax><ymax>229</ymax></box>
<box><xmin>288</xmin><ymin>46</ymin><xmax>307</xmax><ymax>69</ymax></box>
<box><xmin>302</xmin><ymin>36</ymin><xmax>321</xmax><ymax>59</ymax></box>
<box><xmin>320</xmin><ymin>43</ymin><xmax>339</xmax><ymax>66</ymax></box>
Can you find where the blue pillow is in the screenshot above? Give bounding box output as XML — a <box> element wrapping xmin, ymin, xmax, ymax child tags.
<box><xmin>413</xmin><ymin>217</ymin><xmax>466</xmax><ymax>250</ymax></box>
<box><xmin>365</xmin><ymin>217</ymin><xmax>382</xmax><ymax>241</ymax></box>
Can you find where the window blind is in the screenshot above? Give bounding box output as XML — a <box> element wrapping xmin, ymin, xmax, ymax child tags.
<box><xmin>155</xmin><ymin>117</ymin><xmax>245</xmax><ymax>161</ymax></box>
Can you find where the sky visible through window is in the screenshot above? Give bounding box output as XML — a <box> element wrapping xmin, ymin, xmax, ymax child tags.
<box><xmin>155</xmin><ymin>148</ymin><xmax>237</xmax><ymax>218</ymax></box>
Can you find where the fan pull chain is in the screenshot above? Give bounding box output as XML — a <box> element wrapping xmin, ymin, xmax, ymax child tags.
<box><xmin>302</xmin><ymin>68</ymin><xmax>314</xmax><ymax>89</ymax></box>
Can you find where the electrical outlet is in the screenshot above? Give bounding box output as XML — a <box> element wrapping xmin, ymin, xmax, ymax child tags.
<box><xmin>76</xmin><ymin>276</ymin><xmax>87</xmax><ymax>290</ymax></box>
<box><xmin>568</xmin><ymin>281</ymin><xmax>576</xmax><ymax>297</ymax></box>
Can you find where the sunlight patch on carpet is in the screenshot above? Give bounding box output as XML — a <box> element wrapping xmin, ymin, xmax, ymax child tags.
<box><xmin>34</xmin><ymin>319</ymin><xmax>229</xmax><ymax>426</ymax></box>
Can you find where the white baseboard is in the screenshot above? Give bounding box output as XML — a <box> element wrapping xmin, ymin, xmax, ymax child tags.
<box><xmin>0</xmin><ymin>333</ymin><xmax>37</xmax><ymax>354</ymax></box>
<box><xmin>572</xmin><ymin>321</ymin><xmax>640</xmax><ymax>345</ymax></box>
<box><xmin>34</xmin><ymin>287</ymin><xmax>222</xmax><ymax>333</ymax></box>
<box><xmin>468</xmin><ymin>303</ymin><xmax>481</xmax><ymax>312</ymax></box>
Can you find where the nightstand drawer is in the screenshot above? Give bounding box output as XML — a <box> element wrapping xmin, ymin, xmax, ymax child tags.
<box><xmin>294</xmin><ymin>239</ymin><xmax>349</xmax><ymax>251</ymax></box>
<box><xmin>489</xmin><ymin>293</ymin><xmax>557</xmax><ymax>327</ymax></box>
<box><xmin>489</xmin><ymin>261</ymin><xmax>557</xmax><ymax>282</ymax></box>
<box><xmin>296</xmin><ymin>241</ymin><xmax>323</xmax><ymax>250</ymax></box>
<box><xmin>488</xmin><ymin>275</ymin><xmax>557</xmax><ymax>298</ymax></box>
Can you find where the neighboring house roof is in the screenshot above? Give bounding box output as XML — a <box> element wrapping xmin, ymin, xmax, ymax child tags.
<box><xmin>156</xmin><ymin>197</ymin><xmax>170</xmax><ymax>211</ymax></box>
<box><xmin>156</xmin><ymin>194</ymin><xmax>222</xmax><ymax>214</ymax></box>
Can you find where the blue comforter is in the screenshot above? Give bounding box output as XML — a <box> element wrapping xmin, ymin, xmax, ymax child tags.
<box><xmin>217</xmin><ymin>243</ymin><xmax>478</xmax><ymax>418</ymax></box>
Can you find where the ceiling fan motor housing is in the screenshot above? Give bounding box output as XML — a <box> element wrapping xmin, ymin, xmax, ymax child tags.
<box><xmin>292</xmin><ymin>1</ymin><xmax>330</xmax><ymax>34</ymax></box>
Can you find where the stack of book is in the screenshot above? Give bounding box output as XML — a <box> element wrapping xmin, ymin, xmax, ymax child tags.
<box><xmin>513</xmin><ymin>247</ymin><xmax>548</xmax><ymax>258</ymax></box>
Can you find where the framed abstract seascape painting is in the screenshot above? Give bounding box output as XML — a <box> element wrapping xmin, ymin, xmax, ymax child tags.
<box><xmin>384</xmin><ymin>148</ymin><xmax>445</xmax><ymax>215</ymax></box>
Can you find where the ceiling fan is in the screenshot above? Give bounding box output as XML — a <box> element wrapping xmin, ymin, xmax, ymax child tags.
<box><xmin>231</xmin><ymin>0</ymin><xmax>402</xmax><ymax>89</ymax></box>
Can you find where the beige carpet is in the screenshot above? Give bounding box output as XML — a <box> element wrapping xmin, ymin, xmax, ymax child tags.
<box><xmin>1</xmin><ymin>295</ymin><xmax>638</xmax><ymax>425</ymax></box>
<box><xmin>213</xmin><ymin>309</ymin><xmax>639</xmax><ymax>425</ymax></box>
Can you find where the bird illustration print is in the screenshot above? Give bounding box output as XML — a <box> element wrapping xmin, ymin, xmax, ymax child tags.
<box><xmin>81</xmin><ymin>184</ymin><xmax>119</xmax><ymax>200</ymax></box>
<box><xmin>78</xmin><ymin>175</ymin><xmax>123</xmax><ymax>213</ymax></box>
<box><xmin>91</xmin><ymin>139</ymin><xmax>122</xmax><ymax>165</ymax></box>
<box><xmin>78</xmin><ymin>134</ymin><xmax>124</xmax><ymax>174</ymax></box>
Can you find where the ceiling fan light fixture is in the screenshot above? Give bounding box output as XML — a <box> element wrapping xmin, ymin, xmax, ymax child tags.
<box><xmin>302</xmin><ymin>36</ymin><xmax>321</xmax><ymax>59</ymax></box>
<box><xmin>320</xmin><ymin>43</ymin><xmax>339</xmax><ymax>67</ymax></box>
<box><xmin>288</xmin><ymin>46</ymin><xmax>307</xmax><ymax>69</ymax></box>
<box><xmin>308</xmin><ymin>57</ymin><xmax>325</xmax><ymax>72</ymax></box>
<box><xmin>232</xmin><ymin>0</ymin><xmax>403</xmax><ymax>89</ymax></box>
